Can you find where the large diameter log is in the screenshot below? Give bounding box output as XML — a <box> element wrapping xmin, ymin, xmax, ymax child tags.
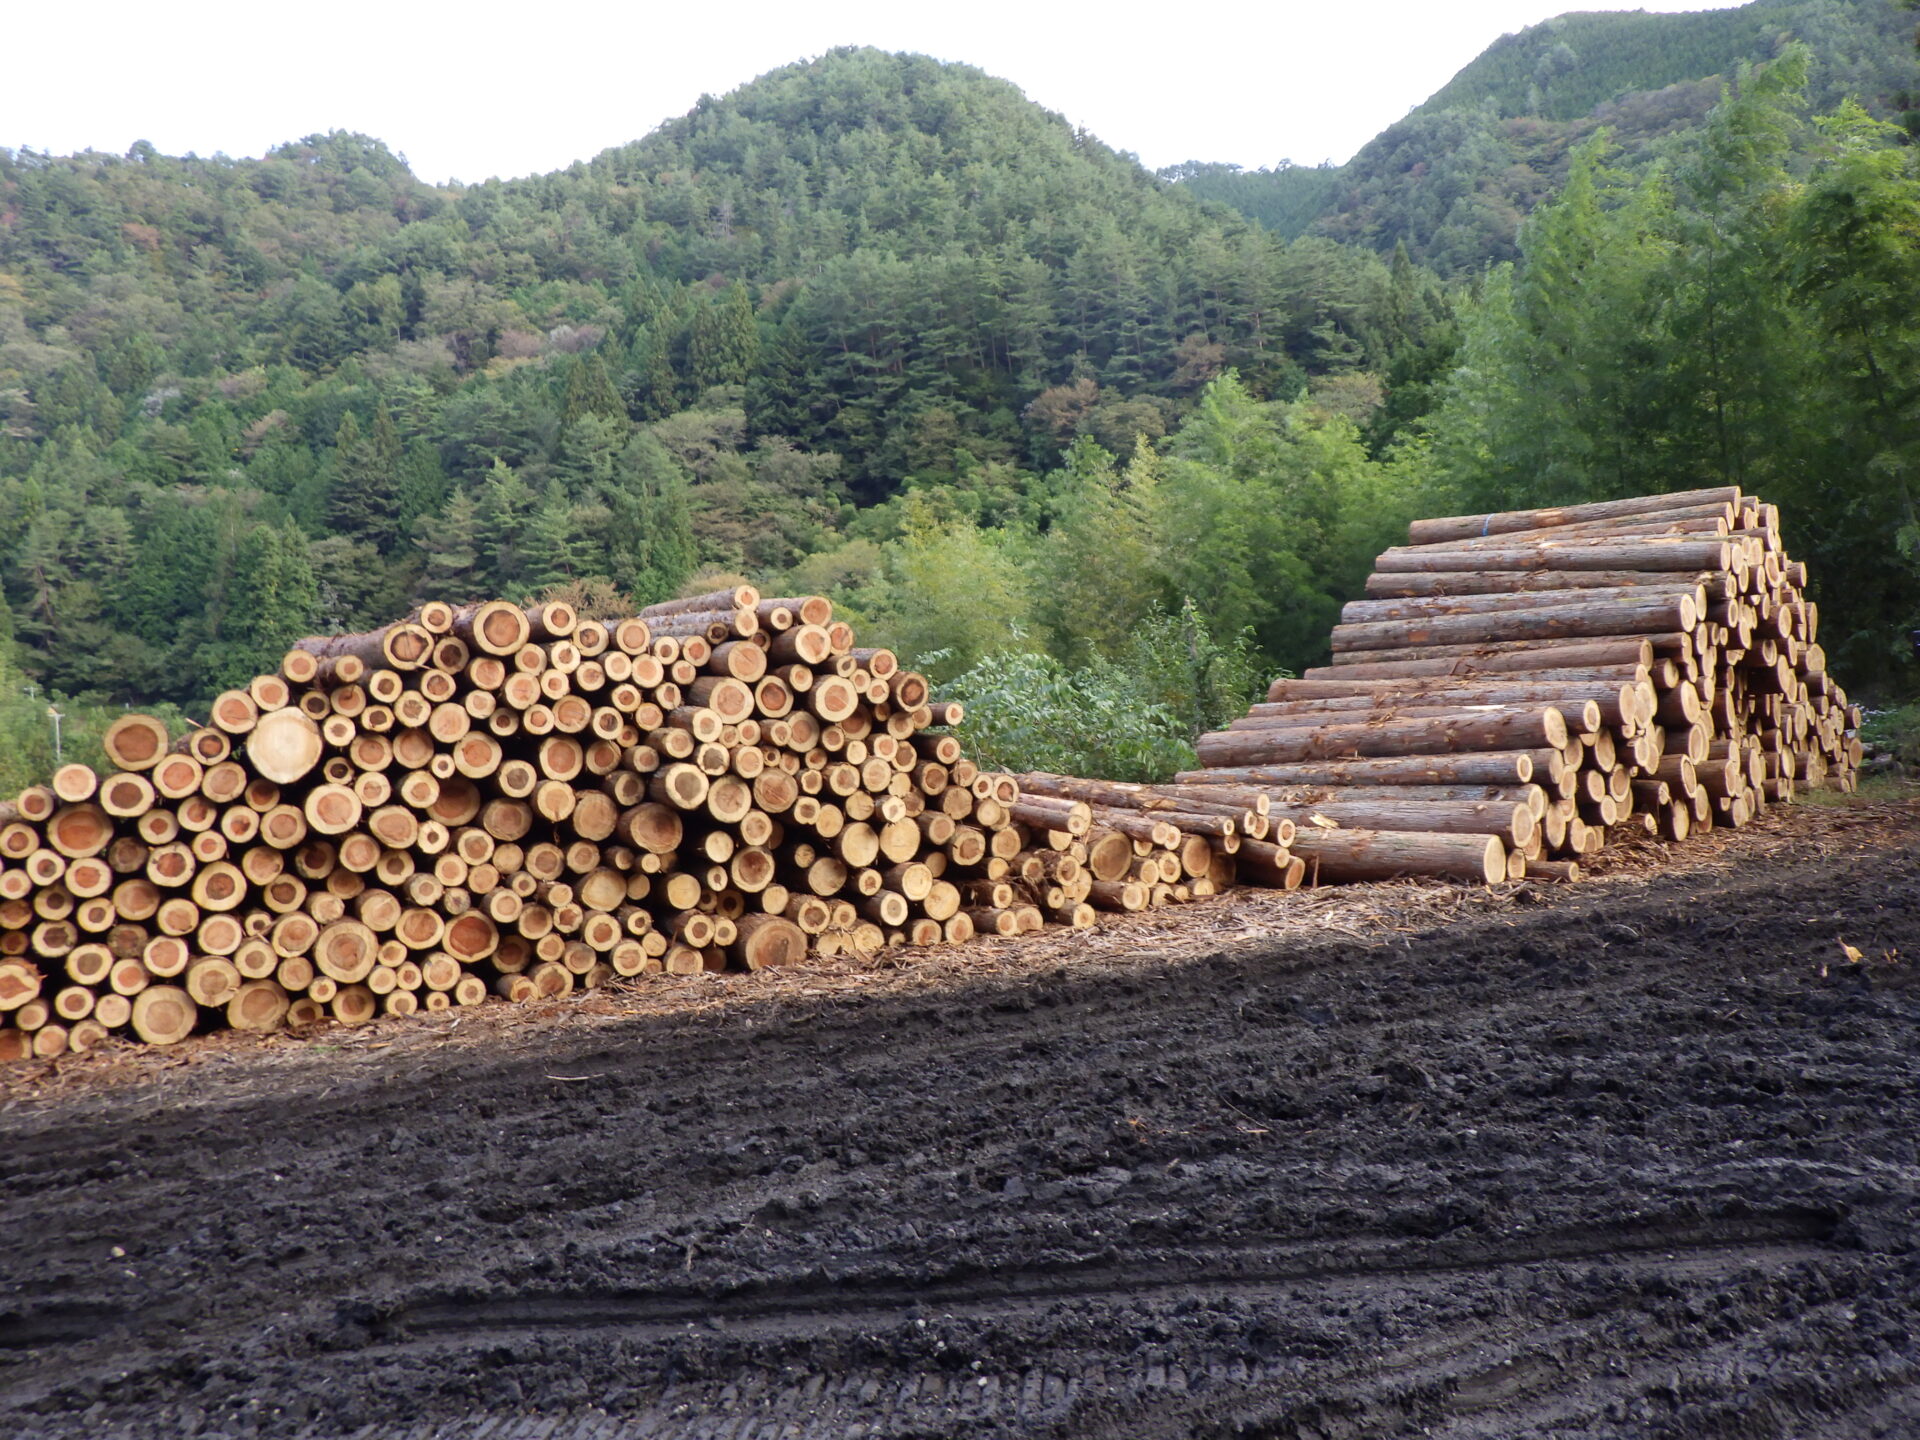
<box><xmin>130</xmin><ymin>985</ymin><xmax>197</xmax><ymax>1046</ymax></box>
<box><xmin>1406</xmin><ymin>487</ymin><xmax>1741</xmax><ymax>545</ymax></box>
<box><xmin>1289</xmin><ymin>827</ymin><xmax>1507</xmax><ymax>885</ymax></box>
<box><xmin>295</xmin><ymin>621</ymin><xmax>434</xmax><ymax>672</ymax></box>
<box><xmin>1372</xmin><ymin>539</ymin><xmax>1734</xmax><ymax>575</ymax></box>
<box><xmin>1195</xmin><ymin>709</ymin><xmax>1568</xmax><ymax>767</ymax></box>
<box><xmin>449</xmin><ymin>600</ymin><xmax>533</xmax><ymax>656</ymax></box>
<box><xmin>246</xmin><ymin>707</ymin><xmax>324</xmax><ymax>785</ymax></box>
<box><xmin>732</xmin><ymin>913</ymin><xmax>809</xmax><ymax>970</ymax></box>
<box><xmin>1330</xmin><ymin>595</ymin><xmax>1695</xmax><ymax>653</ymax></box>
<box><xmin>103</xmin><ymin>713</ymin><xmax>172</xmax><ymax>772</ymax></box>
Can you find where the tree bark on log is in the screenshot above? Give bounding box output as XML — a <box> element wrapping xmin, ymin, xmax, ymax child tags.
<box><xmin>1196</xmin><ymin>708</ymin><xmax>1568</xmax><ymax>767</ymax></box>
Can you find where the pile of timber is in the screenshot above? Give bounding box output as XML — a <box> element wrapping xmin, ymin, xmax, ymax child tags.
<box><xmin>0</xmin><ymin>590</ymin><xmax>1262</xmax><ymax>1061</ymax></box>
<box><xmin>1184</xmin><ymin>487</ymin><xmax>1861</xmax><ymax>883</ymax></box>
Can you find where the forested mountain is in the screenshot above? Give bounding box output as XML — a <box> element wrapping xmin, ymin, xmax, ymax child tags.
<box><xmin>1</xmin><ymin>29</ymin><xmax>1916</xmax><ymax>771</ymax></box>
<box><xmin>1173</xmin><ymin>0</ymin><xmax>1919</xmax><ymax>271</ymax></box>
<box><xmin>0</xmin><ymin>48</ymin><xmax>1455</xmax><ymax>710</ymax></box>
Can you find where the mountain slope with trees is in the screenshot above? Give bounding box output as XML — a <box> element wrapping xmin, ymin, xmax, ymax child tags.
<box><xmin>0</xmin><ymin>48</ymin><xmax>1455</xmax><ymax>713</ymax></box>
<box><xmin>1172</xmin><ymin>0</ymin><xmax>1919</xmax><ymax>271</ymax></box>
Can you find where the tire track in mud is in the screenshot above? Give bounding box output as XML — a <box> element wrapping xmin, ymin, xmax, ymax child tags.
<box><xmin>369</xmin><ymin>1210</ymin><xmax>1836</xmax><ymax>1346</ymax></box>
<box><xmin>4</xmin><ymin>844</ymin><xmax>1918</xmax><ymax>1438</ymax></box>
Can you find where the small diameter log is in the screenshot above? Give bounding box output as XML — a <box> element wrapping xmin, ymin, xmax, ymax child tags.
<box><xmin>1330</xmin><ymin>595</ymin><xmax>1695</xmax><ymax>653</ymax></box>
<box><xmin>1287</xmin><ymin>828</ymin><xmax>1507</xmax><ymax>885</ymax></box>
<box><xmin>1263</xmin><ymin>798</ymin><xmax>1533</xmax><ymax>847</ymax></box>
<box><xmin>1371</xmin><ymin>539</ymin><xmax>1732</xmax><ymax>575</ymax></box>
<box><xmin>1406</xmin><ymin>488</ymin><xmax>1740</xmax><ymax>545</ymax></box>
<box><xmin>1178</xmin><ymin>753</ymin><xmax>1538</xmax><ymax>788</ymax></box>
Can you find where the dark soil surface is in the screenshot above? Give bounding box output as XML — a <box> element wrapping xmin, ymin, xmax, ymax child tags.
<box><xmin>4</xmin><ymin>813</ymin><xmax>1920</xmax><ymax>1439</ymax></box>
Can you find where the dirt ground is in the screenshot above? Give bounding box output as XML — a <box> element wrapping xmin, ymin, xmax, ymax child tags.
<box><xmin>3</xmin><ymin>797</ymin><xmax>1919</xmax><ymax>1439</ymax></box>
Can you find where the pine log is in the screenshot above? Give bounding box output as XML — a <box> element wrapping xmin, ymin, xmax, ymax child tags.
<box><xmin>103</xmin><ymin>714</ymin><xmax>172</xmax><ymax>772</ymax></box>
<box><xmin>1327</xmin><ymin>633</ymin><xmax>1691</xmax><ymax>667</ymax></box>
<box><xmin>246</xmin><ymin>707</ymin><xmax>324</xmax><ymax>785</ymax></box>
<box><xmin>1263</xmin><ymin>797</ymin><xmax>1533</xmax><ymax>847</ymax></box>
<box><xmin>1196</xmin><ymin>709</ymin><xmax>1568</xmax><ymax>767</ymax></box>
<box><xmin>1288</xmin><ymin>828</ymin><xmax>1507</xmax><ymax>885</ymax></box>
<box><xmin>732</xmin><ymin>913</ymin><xmax>809</xmax><ymax>970</ymax></box>
<box><xmin>1330</xmin><ymin>595</ymin><xmax>1695</xmax><ymax>652</ymax></box>
<box><xmin>295</xmin><ymin>620</ymin><xmax>435</xmax><ymax>672</ymax></box>
<box><xmin>1340</xmin><ymin>583</ymin><xmax>1702</xmax><ymax>624</ymax></box>
<box><xmin>1405</xmin><ymin>488</ymin><xmax>1740</xmax><ymax>544</ymax></box>
<box><xmin>1372</xmin><ymin>540</ymin><xmax>1732</xmax><ymax>574</ymax></box>
<box><xmin>130</xmin><ymin>985</ymin><xmax>197</xmax><ymax>1045</ymax></box>
<box><xmin>450</xmin><ymin>600</ymin><xmax>533</xmax><ymax>656</ymax></box>
<box><xmin>1364</xmin><ymin>569</ymin><xmax>1733</xmax><ymax>601</ymax></box>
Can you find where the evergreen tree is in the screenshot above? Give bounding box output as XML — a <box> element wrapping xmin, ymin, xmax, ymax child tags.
<box><xmin>561</xmin><ymin>352</ymin><xmax>626</xmax><ymax>428</ymax></box>
<box><xmin>621</xmin><ymin>326</ymin><xmax>681</xmax><ymax>421</ymax></box>
<box><xmin>326</xmin><ymin>406</ymin><xmax>403</xmax><ymax>552</ymax></box>
<box><xmin>413</xmin><ymin>490</ymin><xmax>483</xmax><ymax>601</ymax></box>
<box><xmin>475</xmin><ymin>458</ymin><xmax>537</xmax><ymax>595</ymax></box>
<box><xmin>604</xmin><ymin>433</ymin><xmax>697</xmax><ymax>605</ymax></box>
<box><xmin>204</xmin><ymin>522</ymin><xmax>317</xmax><ymax>690</ymax></box>
<box><xmin>687</xmin><ymin>281</ymin><xmax>760</xmax><ymax>391</ymax></box>
<box><xmin>520</xmin><ymin>485</ymin><xmax>587</xmax><ymax>595</ymax></box>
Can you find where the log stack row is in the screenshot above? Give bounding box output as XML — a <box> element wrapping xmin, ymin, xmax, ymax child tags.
<box><xmin>0</xmin><ymin>581</ymin><xmax>1301</xmax><ymax>1061</ymax></box>
<box><xmin>1183</xmin><ymin>486</ymin><xmax>1860</xmax><ymax>881</ymax></box>
<box><xmin>0</xmin><ymin>590</ymin><xmax>1187</xmax><ymax>1059</ymax></box>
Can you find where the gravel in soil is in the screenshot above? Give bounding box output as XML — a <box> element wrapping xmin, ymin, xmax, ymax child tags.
<box><xmin>3</xmin><ymin>800</ymin><xmax>1918</xmax><ymax>1439</ymax></box>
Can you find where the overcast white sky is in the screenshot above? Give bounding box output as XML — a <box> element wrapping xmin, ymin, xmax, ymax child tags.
<box><xmin>8</xmin><ymin>1</ymin><xmax>1746</xmax><ymax>183</ymax></box>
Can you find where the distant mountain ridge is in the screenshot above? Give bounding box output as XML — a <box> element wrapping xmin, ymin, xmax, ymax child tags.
<box><xmin>1169</xmin><ymin>0</ymin><xmax>1919</xmax><ymax>271</ymax></box>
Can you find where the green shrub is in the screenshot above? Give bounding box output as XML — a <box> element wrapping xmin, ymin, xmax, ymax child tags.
<box><xmin>934</xmin><ymin>603</ymin><xmax>1278</xmax><ymax>782</ymax></box>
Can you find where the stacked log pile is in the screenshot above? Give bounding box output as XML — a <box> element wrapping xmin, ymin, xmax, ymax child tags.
<box><xmin>0</xmin><ymin>590</ymin><xmax>1282</xmax><ymax>1060</ymax></box>
<box><xmin>1183</xmin><ymin>486</ymin><xmax>1861</xmax><ymax>882</ymax></box>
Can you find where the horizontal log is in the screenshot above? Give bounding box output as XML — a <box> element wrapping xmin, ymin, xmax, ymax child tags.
<box><xmin>1364</xmin><ymin>569</ymin><xmax>1736</xmax><ymax>602</ymax></box>
<box><xmin>1405</xmin><ymin>488</ymin><xmax>1740</xmax><ymax>545</ymax></box>
<box><xmin>1340</xmin><ymin>583</ymin><xmax>1703</xmax><ymax>626</ymax></box>
<box><xmin>1196</xmin><ymin>709</ymin><xmax>1568</xmax><ymax>768</ymax></box>
<box><xmin>1403</xmin><ymin>514</ymin><xmax>1733</xmax><ymax>555</ymax></box>
<box><xmin>1330</xmin><ymin>595</ymin><xmax>1695</xmax><ymax>653</ymax></box>
<box><xmin>1180</xmin><ymin>751</ymin><xmax>1543</xmax><ymax>787</ymax></box>
<box><xmin>1288</xmin><ymin>827</ymin><xmax>1507</xmax><ymax>885</ymax></box>
<box><xmin>1253</xmin><ymin>782</ymin><xmax>1547</xmax><ymax>815</ymax></box>
<box><xmin>1326</xmin><ymin>633</ymin><xmax>1691</xmax><ymax>667</ymax></box>
<box><xmin>1372</xmin><ymin>540</ymin><xmax>1732</xmax><ymax>574</ymax></box>
<box><xmin>1262</xmin><ymin>797</ymin><xmax>1533</xmax><ymax>847</ymax></box>
<box><xmin>1257</xmin><ymin>683</ymin><xmax>1643</xmax><ymax>729</ymax></box>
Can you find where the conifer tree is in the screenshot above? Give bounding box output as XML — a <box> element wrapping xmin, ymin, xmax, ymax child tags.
<box><xmin>413</xmin><ymin>490</ymin><xmax>483</xmax><ymax>601</ymax></box>
<box><xmin>561</xmin><ymin>352</ymin><xmax>626</xmax><ymax>428</ymax></box>
<box><xmin>326</xmin><ymin>406</ymin><xmax>403</xmax><ymax>552</ymax></box>
<box><xmin>688</xmin><ymin>281</ymin><xmax>760</xmax><ymax>391</ymax></box>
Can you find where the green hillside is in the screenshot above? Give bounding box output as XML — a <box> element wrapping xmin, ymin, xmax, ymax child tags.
<box><xmin>0</xmin><ymin>49</ymin><xmax>1453</xmax><ymax>710</ymax></box>
<box><xmin>1175</xmin><ymin>0</ymin><xmax>1919</xmax><ymax>269</ymax></box>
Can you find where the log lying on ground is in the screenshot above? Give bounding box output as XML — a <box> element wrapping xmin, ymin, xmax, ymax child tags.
<box><xmin>0</xmin><ymin>594</ymin><xmax>1246</xmax><ymax>1060</ymax></box>
<box><xmin>1197</xmin><ymin>485</ymin><xmax>1857</xmax><ymax>881</ymax></box>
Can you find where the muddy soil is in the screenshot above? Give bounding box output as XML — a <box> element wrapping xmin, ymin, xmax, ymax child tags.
<box><xmin>3</xmin><ymin>825</ymin><xmax>1919</xmax><ymax>1439</ymax></box>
